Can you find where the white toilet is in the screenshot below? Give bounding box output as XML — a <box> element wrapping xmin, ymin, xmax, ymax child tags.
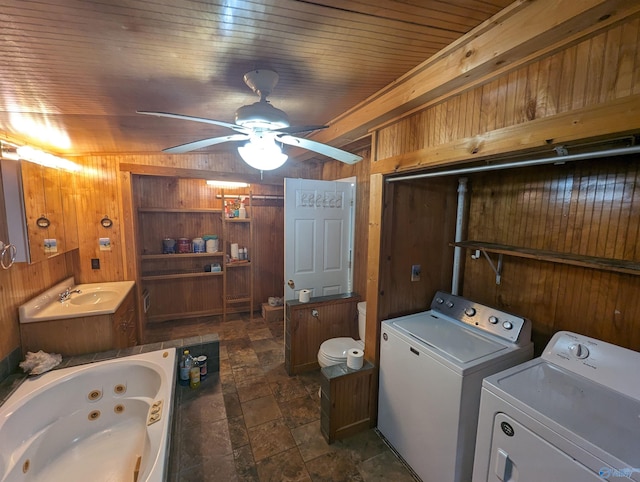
<box><xmin>317</xmin><ymin>301</ymin><xmax>366</xmax><ymax>367</ymax></box>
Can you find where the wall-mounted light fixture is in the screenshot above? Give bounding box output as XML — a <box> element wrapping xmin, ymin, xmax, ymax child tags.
<box><xmin>0</xmin><ymin>140</ymin><xmax>81</xmax><ymax>171</ymax></box>
<box><xmin>206</xmin><ymin>180</ymin><xmax>250</xmax><ymax>188</ymax></box>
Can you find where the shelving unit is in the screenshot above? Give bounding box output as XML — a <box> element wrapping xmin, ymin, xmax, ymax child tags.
<box><xmin>454</xmin><ymin>241</ymin><xmax>640</xmax><ymax>283</ymax></box>
<box><xmin>221</xmin><ymin>193</ymin><xmax>254</xmax><ymax>322</ymax></box>
<box><xmin>137</xmin><ymin>206</ymin><xmax>224</xmax><ymax>323</ymax></box>
<box><xmin>135</xmin><ymin>187</ymin><xmax>255</xmax><ymax>324</ymax></box>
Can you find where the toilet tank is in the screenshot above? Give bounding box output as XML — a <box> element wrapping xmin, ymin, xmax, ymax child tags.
<box><xmin>357</xmin><ymin>301</ymin><xmax>366</xmax><ymax>340</ymax></box>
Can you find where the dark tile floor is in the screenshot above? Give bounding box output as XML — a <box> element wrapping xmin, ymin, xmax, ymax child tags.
<box><xmin>147</xmin><ymin>312</ymin><xmax>417</xmax><ymax>482</ymax></box>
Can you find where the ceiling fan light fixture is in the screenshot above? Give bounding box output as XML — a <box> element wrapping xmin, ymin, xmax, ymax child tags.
<box><xmin>237</xmin><ymin>138</ymin><xmax>287</xmax><ymax>171</ymax></box>
<box><xmin>235</xmin><ymin>101</ymin><xmax>290</xmax><ymax>130</ymax></box>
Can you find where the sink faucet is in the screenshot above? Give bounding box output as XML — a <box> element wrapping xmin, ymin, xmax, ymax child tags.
<box><xmin>59</xmin><ymin>287</ymin><xmax>82</xmax><ymax>302</ymax></box>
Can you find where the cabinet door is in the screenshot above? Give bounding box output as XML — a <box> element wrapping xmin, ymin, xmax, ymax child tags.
<box><xmin>113</xmin><ymin>292</ymin><xmax>138</xmax><ymax>348</ymax></box>
<box><xmin>19</xmin><ymin>161</ymin><xmax>77</xmax><ymax>263</ymax></box>
<box><xmin>60</xmin><ymin>169</ymin><xmax>79</xmax><ymax>251</ymax></box>
<box><xmin>21</xmin><ymin>161</ymin><xmax>49</xmax><ymax>263</ymax></box>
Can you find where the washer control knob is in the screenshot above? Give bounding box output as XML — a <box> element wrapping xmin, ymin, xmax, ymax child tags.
<box><xmin>489</xmin><ymin>316</ymin><xmax>499</xmax><ymax>324</ymax></box>
<box><xmin>464</xmin><ymin>307</ymin><xmax>476</xmax><ymax>317</ymax></box>
<box><xmin>446</xmin><ymin>301</ymin><xmax>454</xmax><ymax>308</ymax></box>
<box><xmin>502</xmin><ymin>321</ymin><xmax>513</xmax><ymax>330</ymax></box>
<box><xmin>569</xmin><ymin>343</ymin><xmax>589</xmax><ymax>359</ymax></box>
<box><xmin>436</xmin><ymin>297</ymin><xmax>444</xmax><ymax>304</ymax></box>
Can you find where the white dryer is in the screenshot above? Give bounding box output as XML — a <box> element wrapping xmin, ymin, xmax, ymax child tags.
<box><xmin>472</xmin><ymin>331</ymin><xmax>640</xmax><ymax>482</ymax></box>
<box><xmin>378</xmin><ymin>291</ymin><xmax>533</xmax><ymax>482</ymax></box>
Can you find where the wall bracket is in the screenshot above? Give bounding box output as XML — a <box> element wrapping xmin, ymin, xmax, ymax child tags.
<box><xmin>472</xmin><ymin>249</ymin><xmax>503</xmax><ymax>284</ymax></box>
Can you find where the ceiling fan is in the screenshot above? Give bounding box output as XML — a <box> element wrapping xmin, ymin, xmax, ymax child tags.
<box><xmin>138</xmin><ymin>70</ymin><xmax>363</xmax><ymax>170</ymax></box>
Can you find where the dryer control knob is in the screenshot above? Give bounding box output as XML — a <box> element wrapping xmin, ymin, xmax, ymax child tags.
<box><xmin>436</xmin><ymin>297</ymin><xmax>444</xmax><ymax>304</ymax></box>
<box><xmin>489</xmin><ymin>316</ymin><xmax>499</xmax><ymax>324</ymax></box>
<box><xmin>569</xmin><ymin>343</ymin><xmax>589</xmax><ymax>359</ymax></box>
<box><xmin>446</xmin><ymin>301</ymin><xmax>454</xmax><ymax>308</ymax></box>
<box><xmin>464</xmin><ymin>307</ymin><xmax>476</xmax><ymax>317</ymax></box>
<box><xmin>502</xmin><ymin>321</ymin><xmax>513</xmax><ymax>330</ymax></box>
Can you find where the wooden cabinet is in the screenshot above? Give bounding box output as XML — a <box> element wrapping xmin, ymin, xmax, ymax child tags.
<box><xmin>20</xmin><ymin>289</ymin><xmax>138</xmax><ymax>356</ymax></box>
<box><xmin>320</xmin><ymin>361</ymin><xmax>376</xmax><ymax>443</ymax></box>
<box><xmin>0</xmin><ymin>159</ymin><xmax>79</xmax><ymax>264</ymax></box>
<box><xmin>113</xmin><ymin>289</ymin><xmax>138</xmax><ymax>348</ymax></box>
<box><xmin>138</xmin><ymin>208</ymin><xmax>225</xmax><ymax>323</ymax></box>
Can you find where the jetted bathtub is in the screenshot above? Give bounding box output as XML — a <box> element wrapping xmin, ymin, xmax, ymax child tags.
<box><xmin>0</xmin><ymin>348</ymin><xmax>176</xmax><ymax>482</ymax></box>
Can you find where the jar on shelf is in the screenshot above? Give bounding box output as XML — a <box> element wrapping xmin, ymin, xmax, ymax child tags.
<box><xmin>203</xmin><ymin>235</ymin><xmax>219</xmax><ymax>253</ymax></box>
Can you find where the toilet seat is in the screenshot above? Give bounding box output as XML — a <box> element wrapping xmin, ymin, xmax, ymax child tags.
<box><xmin>319</xmin><ymin>337</ymin><xmax>364</xmax><ymax>362</ymax></box>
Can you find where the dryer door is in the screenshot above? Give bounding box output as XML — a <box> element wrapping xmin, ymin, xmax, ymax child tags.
<box><xmin>486</xmin><ymin>413</ymin><xmax>610</xmax><ymax>482</ymax></box>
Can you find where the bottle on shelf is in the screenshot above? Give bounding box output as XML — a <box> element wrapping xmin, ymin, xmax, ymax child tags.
<box><xmin>189</xmin><ymin>357</ymin><xmax>201</xmax><ymax>389</ymax></box>
<box><xmin>239</xmin><ymin>201</ymin><xmax>246</xmax><ymax>219</ymax></box>
<box><xmin>180</xmin><ymin>349</ymin><xmax>193</xmax><ymax>386</ymax></box>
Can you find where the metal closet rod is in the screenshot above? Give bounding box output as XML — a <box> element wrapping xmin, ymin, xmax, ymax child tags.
<box><xmin>386</xmin><ymin>145</ymin><xmax>640</xmax><ymax>182</ymax></box>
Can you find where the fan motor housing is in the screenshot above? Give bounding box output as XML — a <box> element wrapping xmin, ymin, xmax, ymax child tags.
<box><xmin>235</xmin><ymin>101</ymin><xmax>289</xmax><ymax>129</ymax></box>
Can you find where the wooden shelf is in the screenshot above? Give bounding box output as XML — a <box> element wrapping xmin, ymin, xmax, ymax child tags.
<box><xmin>454</xmin><ymin>241</ymin><xmax>640</xmax><ymax>276</ymax></box>
<box><xmin>138</xmin><ymin>207</ymin><xmax>222</xmax><ymax>213</ymax></box>
<box><xmin>147</xmin><ymin>308</ymin><xmax>223</xmax><ymax>323</ymax></box>
<box><xmin>225</xmin><ymin>296</ymin><xmax>251</xmax><ymax>304</ymax></box>
<box><xmin>141</xmin><ymin>252</ymin><xmax>223</xmax><ymax>260</ymax></box>
<box><xmin>224</xmin><ymin>217</ymin><xmax>251</xmax><ymax>223</ymax></box>
<box><xmin>227</xmin><ymin>260</ymin><xmax>251</xmax><ymax>268</ymax></box>
<box><xmin>141</xmin><ymin>271</ymin><xmax>223</xmax><ymax>281</ymax></box>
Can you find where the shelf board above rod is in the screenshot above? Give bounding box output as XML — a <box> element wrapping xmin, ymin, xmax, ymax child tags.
<box><xmin>453</xmin><ymin>241</ymin><xmax>640</xmax><ymax>276</ymax></box>
<box><xmin>138</xmin><ymin>207</ymin><xmax>222</xmax><ymax>213</ymax></box>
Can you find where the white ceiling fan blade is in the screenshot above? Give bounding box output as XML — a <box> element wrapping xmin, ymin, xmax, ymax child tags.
<box><xmin>163</xmin><ymin>133</ymin><xmax>249</xmax><ymax>154</ymax></box>
<box><xmin>137</xmin><ymin>111</ymin><xmax>250</xmax><ymax>134</ymax></box>
<box><xmin>276</xmin><ymin>135</ymin><xmax>363</xmax><ymax>164</ymax></box>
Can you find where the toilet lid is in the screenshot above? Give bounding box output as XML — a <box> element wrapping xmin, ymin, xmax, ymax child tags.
<box><xmin>320</xmin><ymin>337</ymin><xmax>364</xmax><ymax>360</ymax></box>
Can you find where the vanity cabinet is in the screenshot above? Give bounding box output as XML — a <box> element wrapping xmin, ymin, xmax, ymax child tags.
<box><xmin>113</xmin><ymin>288</ymin><xmax>138</xmax><ymax>348</ymax></box>
<box><xmin>0</xmin><ymin>159</ymin><xmax>79</xmax><ymax>264</ymax></box>
<box><xmin>20</xmin><ymin>290</ymin><xmax>138</xmax><ymax>357</ymax></box>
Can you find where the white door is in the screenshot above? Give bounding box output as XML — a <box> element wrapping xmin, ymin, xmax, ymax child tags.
<box><xmin>284</xmin><ymin>178</ymin><xmax>355</xmax><ymax>301</ymax></box>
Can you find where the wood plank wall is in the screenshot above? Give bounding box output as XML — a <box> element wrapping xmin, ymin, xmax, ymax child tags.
<box><xmin>321</xmin><ymin>147</ymin><xmax>372</xmax><ymax>299</ymax></box>
<box><xmin>132</xmin><ymin>175</ymin><xmax>285</xmax><ymax>324</ymax></box>
<box><xmin>376</xmin><ymin>17</ymin><xmax>640</xmax><ymax>162</ymax></box>
<box><xmin>0</xmin><ymin>253</ymin><xmax>76</xmax><ymax>361</ymax></box>
<box><xmin>368</xmin><ymin>15</ymin><xmax>640</xmax><ymax>357</ymax></box>
<box><xmin>462</xmin><ymin>155</ymin><xmax>640</xmax><ymax>353</ymax></box>
<box><xmin>378</xmin><ymin>179</ymin><xmax>459</xmax><ymax>320</ymax></box>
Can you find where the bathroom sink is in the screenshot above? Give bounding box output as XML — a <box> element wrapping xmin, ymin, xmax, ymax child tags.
<box><xmin>68</xmin><ymin>290</ymin><xmax>120</xmax><ymax>306</ymax></box>
<box><xmin>19</xmin><ymin>278</ymin><xmax>135</xmax><ymax>323</ymax></box>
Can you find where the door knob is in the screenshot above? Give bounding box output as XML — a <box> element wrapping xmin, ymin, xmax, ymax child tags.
<box><xmin>288</xmin><ymin>279</ymin><xmax>295</xmax><ymax>289</ymax></box>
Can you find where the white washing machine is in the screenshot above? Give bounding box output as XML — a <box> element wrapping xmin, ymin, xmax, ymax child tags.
<box><xmin>378</xmin><ymin>291</ymin><xmax>534</xmax><ymax>482</ymax></box>
<box><xmin>472</xmin><ymin>331</ymin><xmax>640</xmax><ymax>482</ymax></box>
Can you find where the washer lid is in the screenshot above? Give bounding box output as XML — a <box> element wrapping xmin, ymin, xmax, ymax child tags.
<box><xmin>392</xmin><ymin>312</ymin><xmax>507</xmax><ymax>364</ymax></box>
<box><xmin>486</xmin><ymin>360</ymin><xmax>640</xmax><ymax>466</ymax></box>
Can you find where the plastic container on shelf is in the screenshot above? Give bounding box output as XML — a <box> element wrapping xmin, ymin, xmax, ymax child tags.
<box><xmin>192</xmin><ymin>237</ymin><xmax>205</xmax><ymax>253</ymax></box>
<box><xmin>203</xmin><ymin>235</ymin><xmax>219</xmax><ymax>253</ymax></box>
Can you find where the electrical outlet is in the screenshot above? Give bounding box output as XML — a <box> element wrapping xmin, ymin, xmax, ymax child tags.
<box><xmin>411</xmin><ymin>264</ymin><xmax>421</xmax><ymax>281</ymax></box>
<box><xmin>91</xmin><ymin>258</ymin><xmax>100</xmax><ymax>269</ymax></box>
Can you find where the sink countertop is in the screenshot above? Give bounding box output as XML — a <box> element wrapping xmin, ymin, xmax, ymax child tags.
<box><xmin>19</xmin><ymin>277</ymin><xmax>135</xmax><ymax>323</ymax></box>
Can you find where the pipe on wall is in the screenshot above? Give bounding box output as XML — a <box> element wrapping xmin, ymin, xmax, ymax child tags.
<box><xmin>451</xmin><ymin>178</ymin><xmax>468</xmax><ymax>295</ymax></box>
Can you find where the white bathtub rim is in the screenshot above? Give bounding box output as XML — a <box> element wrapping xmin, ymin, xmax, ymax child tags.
<box><xmin>0</xmin><ymin>347</ymin><xmax>176</xmax><ymax>482</ymax></box>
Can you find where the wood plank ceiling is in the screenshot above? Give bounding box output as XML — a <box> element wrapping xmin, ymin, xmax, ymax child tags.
<box><xmin>0</xmin><ymin>0</ymin><xmax>513</xmax><ymax>159</ymax></box>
